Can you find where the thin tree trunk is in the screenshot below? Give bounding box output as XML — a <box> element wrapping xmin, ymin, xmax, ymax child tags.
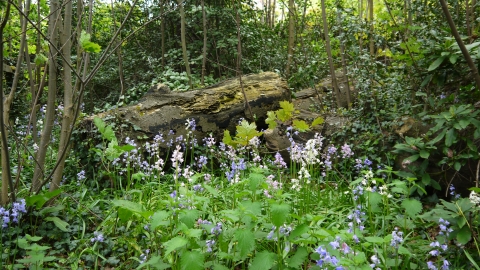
<box><xmin>50</xmin><ymin>0</ymin><xmax>74</xmax><ymax>191</ymax></box>
<box><xmin>0</xmin><ymin>1</ymin><xmax>14</xmax><ymax>205</ymax></box>
<box><xmin>178</xmin><ymin>0</ymin><xmax>192</xmax><ymax>89</ymax></box>
<box><xmin>369</xmin><ymin>0</ymin><xmax>374</xmax><ymax>56</ymax></box>
<box><xmin>285</xmin><ymin>0</ymin><xmax>295</xmax><ymax>78</ymax></box>
<box><xmin>271</xmin><ymin>0</ymin><xmax>276</xmax><ymax>27</ymax></box>
<box><xmin>201</xmin><ymin>0</ymin><xmax>207</xmax><ymax>85</ymax></box>
<box><xmin>32</xmin><ymin>0</ymin><xmax>60</xmax><ymax>192</ymax></box>
<box><xmin>359</xmin><ymin>0</ymin><xmax>363</xmax><ymax>51</ymax></box>
<box><xmin>337</xmin><ymin>10</ymin><xmax>352</xmax><ymax>108</ymax></box>
<box><xmin>236</xmin><ymin>6</ymin><xmax>253</xmax><ymax>120</ymax></box>
<box><xmin>321</xmin><ymin>0</ymin><xmax>341</xmax><ymax>108</ymax></box>
<box><xmin>440</xmin><ymin>0</ymin><xmax>480</xmax><ymax>90</ymax></box>
<box><xmin>467</xmin><ymin>0</ymin><xmax>472</xmax><ymax>42</ymax></box>
<box><xmin>161</xmin><ymin>0</ymin><xmax>166</xmax><ymax>67</ymax></box>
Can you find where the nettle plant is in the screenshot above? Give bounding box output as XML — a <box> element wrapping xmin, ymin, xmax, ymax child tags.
<box><xmin>393</xmin><ymin>104</ymin><xmax>480</xmax><ymax>195</ymax></box>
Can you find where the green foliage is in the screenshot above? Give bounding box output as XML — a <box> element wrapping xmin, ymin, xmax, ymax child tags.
<box><xmin>222</xmin><ymin>119</ymin><xmax>263</xmax><ymax>147</ymax></box>
<box><xmin>261</xmin><ymin>100</ymin><xmax>324</xmax><ymax>132</ymax></box>
<box><xmin>393</xmin><ymin>105</ymin><xmax>480</xmax><ymax>193</ymax></box>
<box><xmin>80</xmin><ymin>31</ymin><xmax>102</xmax><ymax>53</ymax></box>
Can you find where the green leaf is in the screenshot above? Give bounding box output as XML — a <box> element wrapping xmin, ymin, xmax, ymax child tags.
<box><xmin>289</xmin><ymin>223</ymin><xmax>309</xmax><ymax>240</ymax></box>
<box><xmin>429</xmin><ymin>128</ymin><xmax>447</xmax><ymax>145</ymax></box>
<box><xmin>419</xmin><ymin>149</ymin><xmax>430</xmax><ymax>159</ymax></box>
<box><xmin>150</xmin><ymin>210</ymin><xmax>169</xmax><ymax>230</ymax></box>
<box><xmin>80</xmin><ymin>31</ymin><xmax>101</xmax><ymax>53</ymax></box>
<box><xmin>463</xmin><ymin>249</ymin><xmax>480</xmax><ymax>270</ymax></box>
<box><xmin>449</xmin><ymin>54</ymin><xmax>459</xmax><ymax>64</ymax></box>
<box><xmin>364</xmin><ymin>236</ymin><xmax>387</xmax><ymax>243</ymax></box>
<box><xmin>445</xmin><ymin>128</ymin><xmax>455</xmax><ymax>147</ymax></box>
<box><xmin>137</xmin><ymin>255</ymin><xmax>170</xmax><ymax>270</ymax></box>
<box><xmin>250</xmin><ymin>250</ymin><xmax>276</xmax><ymax>270</ymax></box>
<box><xmin>271</xmin><ymin>203</ymin><xmax>290</xmax><ymax>227</ymax></box>
<box><xmin>286</xmin><ymin>246</ymin><xmax>308</xmax><ymax>268</ymax></box>
<box><xmin>454</xmin><ymin>161</ymin><xmax>461</xmax><ymax>171</ymax></box>
<box><xmin>401</xmin><ymin>198</ymin><xmax>423</xmax><ymax>219</ymax></box>
<box><xmin>180</xmin><ymin>250</ymin><xmax>204</xmax><ymax>270</ymax></box>
<box><xmin>428</xmin><ymin>56</ymin><xmax>447</xmax><ymax>71</ymax></box>
<box><xmin>45</xmin><ymin>217</ymin><xmax>70</xmax><ymax>232</ymax></box>
<box><xmin>26</xmin><ymin>189</ymin><xmax>62</xmax><ymax>209</ymax></box>
<box><xmin>222</xmin><ymin>129</ymin><xmax>233</xmax><ymax>146</ymax></box>
<box><xmin>279</xmin><ymin>100</ymin><xmax>295</xmax><ymax>115</ymax></box>
<box><xmin>235</xmin><ymin>229</ymin><xmax>255</xmax><ymax>259</ymax></box>
<box><xmin>265</xmin><ymin>111</ymin><xmax>277</xmax><ymax>129</ymax></box>
<box><xmin>212</xmin><ymin>264</ymin><xmax>229</xmax><ymax>270</ymax></box>
<box><xmin>311</xmin><ymin>116</ymin><xmax>325</xmax><ymax>127</ymax></box>
<box><xmin>292</xmin><ymin>119</ymin><xmax>310</xmax><ymax>132</ymax></box>
<box><xmin>34</xmin><ymin>53</ymin><xmax>47</xmax><ymax>66</ymax></box>
<box><xmin>456</xmin><ymin>225</ymin><xmax>472</xmax><ymax>245</ymax></box>
<box><xmin>163</xmin><ymin>236</ymin><xmax>188</xmax><ymax>257</ymax></box>
<box><xmin>93</xmin><ymin>116</ymin><xmax>106</xmax><ymax>134</ymax></box>
<box><xmin>179</xmin><ymin>209</ymin><xmax>200</xmax><ymax>228</ymax></box>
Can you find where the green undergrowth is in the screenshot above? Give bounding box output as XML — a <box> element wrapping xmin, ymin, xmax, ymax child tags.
<box><xmin>1</xmin><ymin>104</ymin><xmax>480</xmax><ymax>270</ymax></box>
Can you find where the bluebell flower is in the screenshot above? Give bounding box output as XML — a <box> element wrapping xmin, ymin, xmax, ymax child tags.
<box><xmin>206</xmin><ymin>239</ymin><xmax>215</xmax><ymax>252</ymax></box>
<box><xmin>91</xmin><ymin>231</ymin><xmax>105</xmax><ymax>243</ymax></box>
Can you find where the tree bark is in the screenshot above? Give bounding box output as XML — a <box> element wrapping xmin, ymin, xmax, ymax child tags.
<box><xmin>285</xmin><ymin>0</ymin><xmax>295</xmax><ymax>78</ymax></box>
<box><xmin>201</xmin><ymin>0</ymin><xmax>207</xmax><ymax>85</ymax></box>
<box><xmin>178</xmin><ymin>0</ymin><xmax>192</xmax><ymax>89</ymax></box>
<box><xmin>369</xmin><ymin>0</ymin><xmax>374</xmax><ymax>56</ymax></box>
<box><xmin>0</xmin><ymin>1</ymin><xmax>14</xmax><ymax>205</ymax></box>
<box><xmin>337</xmin><ymin>9</ymin><xmax>352</xmax><ymax>108</ymax></box>
<box><xmin>321</xmin><ymin>0</ymin><xmax>341</xmax><ymax>108</ymax></box>
<box><xmin>50</xmin><ymin>0</ymin><xmax>74</xmax><ymax>191</ymax></box>
<box><xmin>439</xmin><ymin>0</ymin><xmax>480</xmax><ymax>90</ymax></box>
<box><xmin>32</xmin><ymin>0</ymin><xmax>60</xmax><ymax>192</ymax></box>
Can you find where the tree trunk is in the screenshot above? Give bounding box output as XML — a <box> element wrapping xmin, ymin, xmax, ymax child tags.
<box><xmin>161</xmin><ymin>0</ymin><xmax>166</xmax><ymax>68</ymax></box>
<box><xmin>32</xmin><ymin>0</ymin><xmax>60</xmax><ymax>192</ymax></box>
<box><xmin>440</xmin><ymin>0</ymin><xmax>480</xmax><ymax>90</ymax></box>
<box><xmin>0</xmin><ymin>1</ymin><xmax>14</xmax><ymax>205</ymax></box>
<box><xmin>178</xmin><ymin>0</ymin><xmax>192</xmax><ymax>89</ymax></box>
<box><xmin>369</xmin><ymin>0</ymin><xmax>374</xmax><ymax>56</ymax></box>
<box><xmin>285</xmin><ymin>0</ymin><xmax>295</xmax><ymax>78</ymax></box>
<box><xmin>50</xmin><ymin>0</ymin><xmax>74</xmax><ymax>191</ymax></box>
<box><xmin>321</xmin><ymin>0</ymin><xmax>341</xmax><ymax>108</ymax></box>
<box><xmin>201</xmin><ymin>0</ymin><xmax>207</xmax><ymax>85</ymax></box>
<box><xmin>337</xmin><ymin>9</ymin><xmax>352</xmax><ymax>108</ymax></box>
<box><xmin>359</xmin><ymin>0</ymin><xmax>363</xmax><ymax>51</ymax></box>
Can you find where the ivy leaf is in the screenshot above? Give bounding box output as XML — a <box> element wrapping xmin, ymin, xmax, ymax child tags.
<box><xmin>292</xmin><ymin>119</ymin><xmax>310</xmax><ymax>132</ymax></box>
<box><xmin>401</xmin><ymin>198</ymin><xmax>422</xmax><ymax>219</ymax></box>
<box><xmin>163</xmin><ymin>236</ymin><xmax>188</xmax><ymax>257</ymax></box>
<box><xmin>250</xmin><ymin>250</ymin><xmax>276</xmax><ymax>270</ymax></box>
<box><xmin>265</xmin><ymin>111</ymin><xmax>277</xmax><ymax>129</ymax></box>
<box><xmin>234</xmin><ymin>229</ymin><xmax>255</xmax><ymax>259</ymax></box>
<box><xmin>271</xmin><ymin>203</ymin><xmax>290</xmax><ymax>227</ymax></box>
<box><xmin>311</xmin><ymin>116</ymin><xmax>325</xmax><ymax>127</ymax></box>
<box><xmin>180</xmin><ymin>250</ymin><xmax>204</xmax><ymax>270</ymax></box>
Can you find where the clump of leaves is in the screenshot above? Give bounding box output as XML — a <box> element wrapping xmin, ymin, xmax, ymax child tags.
<box><xmin>223</xmin><ymin>119</ymin><xmax>263</xmax><ymax>147</ymax></box>
<box><xmin>266</xmin><ymin>100</ymin><xmax>324</xmax><ymax>131</ymax></box>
